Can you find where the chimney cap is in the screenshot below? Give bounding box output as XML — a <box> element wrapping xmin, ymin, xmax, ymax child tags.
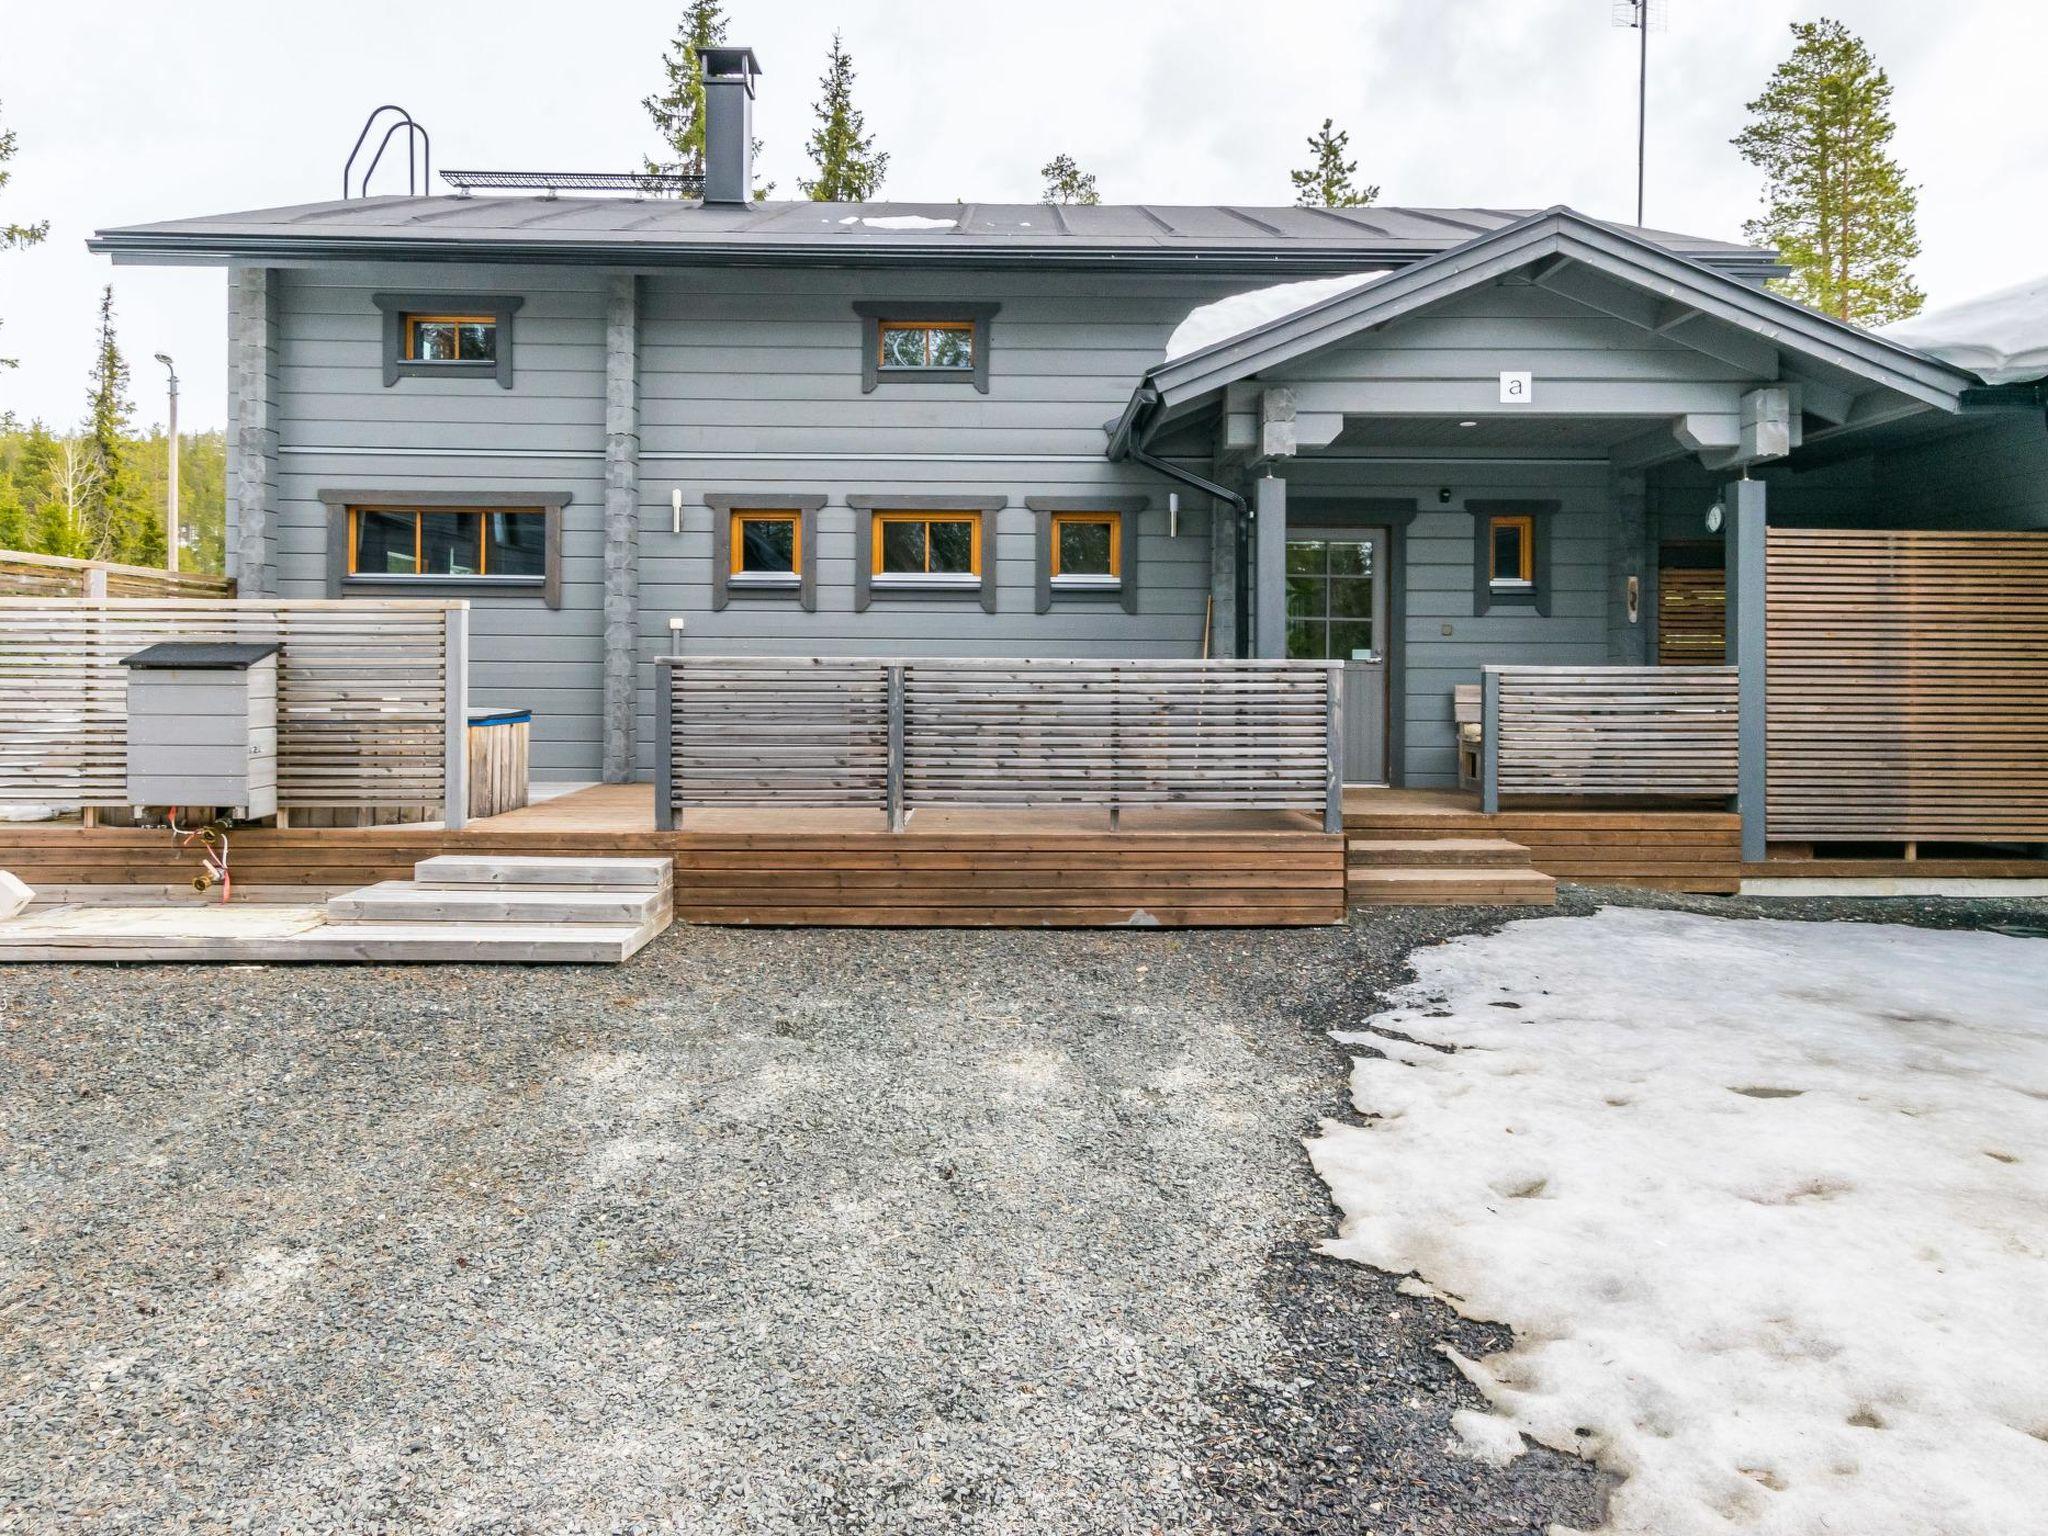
<box><xmin>701</xmin><ymin>45</ymin><xmax>762</xmax><ymax>83</ymax></box>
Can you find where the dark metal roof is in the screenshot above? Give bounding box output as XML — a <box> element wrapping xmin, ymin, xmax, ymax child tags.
<box><xmin>88</xmin><ymin>195</ymin><xmax>1781</xmax><ymax>277</ymax></box>
<box><xmin>121</xmin><ymin>642</ymin><xmax>280</xmax><ymax>670</ymax></box>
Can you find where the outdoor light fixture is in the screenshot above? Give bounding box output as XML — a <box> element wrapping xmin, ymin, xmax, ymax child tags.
<box><xmin>1168</xmin><ymin>491</ymin><xmax>1180</xmax><ymax>537</ymax></box>
<box><xmin>1439</xmin><ymin>487</ymin><xmax>1453</xmax><ymax>504</ymax></box>
<box><xmin>1458</xmin><ymin>420</ymin><xmax>1478</xmax><ymax>428</ymax></box>
<box><xmin>671</xmin><ymin>487</ymin><xmax>683</xmax><ymax>535</ymax></box>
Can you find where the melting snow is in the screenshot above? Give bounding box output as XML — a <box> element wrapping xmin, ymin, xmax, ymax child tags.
<box><xmin>1307</xmin><ymin>907</ymin><xmax>2048</xmax><ymax>1536</ymax></box>
<box><xmin>1880</xmin><ymin>273</ymin><xmax>2048</xmax><ymax>384</ymax></box>
<box><xmin>1163</xmin><ymin>271</ymin><xmax>1389</xmax><ymax>362</ymax></box>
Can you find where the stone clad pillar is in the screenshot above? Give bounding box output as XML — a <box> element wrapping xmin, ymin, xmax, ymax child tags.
<box><xmin>227</xmin><ymin>266</ymin><xmax>279</xmax><ymax>595</ymax></box>
<box><xmin>603</xmin><ymin>274</ymin><xmax>641</xmax><ymax>784</ymax></box>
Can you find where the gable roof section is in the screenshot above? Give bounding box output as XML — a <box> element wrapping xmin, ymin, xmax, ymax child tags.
<box><xmin>87</xmin><ymin>195</ymin><xmax>1783</xmax><ymax>279</ymax></box>
<box><xmin>1111</xmin><ymin>208</ymin><xmax>1976</xmax><ymax>455</ymax></box>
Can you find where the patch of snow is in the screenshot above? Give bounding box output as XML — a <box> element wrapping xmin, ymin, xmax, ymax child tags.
<box><xmin>1163</xmin><ymin>271</ymin><xmax>1390</xmax><ymax>362</ymax></box>
<box><xmin>1307</xmin><ymin>907</ymin><xmax>2048</xmax><ymax>1536</ymax></box>
<box><xmin>1879</xmin><ymin>274</ymin><xmax>2048</xmax><ymax>384</ymax></box>
<box><xmin>857</xmin><ymin>214</ymin><xmax>957</xmax><ymax>231</ymax></box>
<box><xmin>1450</xmin><ymin>1408</ymin><xmax>1525</xmax><ymax>1467</ymax></box>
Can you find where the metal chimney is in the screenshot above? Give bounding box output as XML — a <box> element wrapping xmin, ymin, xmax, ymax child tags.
<box><xmin>700</xmin><ymin>46</ymin><xmax>762</xmax><ymax>205</ymax></box>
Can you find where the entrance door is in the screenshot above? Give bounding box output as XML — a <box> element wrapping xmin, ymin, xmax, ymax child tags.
<box><xmin>1285</xmin><ymin>527</ymin><xmax>1388</xmax><ymax>784</ymax></box>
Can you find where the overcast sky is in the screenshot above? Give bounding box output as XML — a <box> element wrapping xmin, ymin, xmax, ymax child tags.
<box><xmin>2</xmin><ymin>0</ymin><xmax>2043</xmax><ymax>432</ymax></box>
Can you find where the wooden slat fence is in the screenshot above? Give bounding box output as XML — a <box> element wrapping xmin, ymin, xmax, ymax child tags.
<box><xmin>1656</xmin><ymin>567</ymin><xmax>1726</xmax><ymax>665</ymax></box>
<box><xmin>660</xmin><ymin>657</ymin><xmax>1341</xmax><ymax>831</ymax></box>
<box><xmin>1485</xmin><ymin>665</ymin><xmax>1739</xmax><ymax>806</ymax></box>
<box><xmin>0</xmin><ymin>599</ymin><xmax>464</xmax><ymax>816</ymax></box>
<box><xmin>1766</xmin><ymin>528</ymin><xmax>2048</xmax><ymax>842</ymax></box>
<box><xmin>662</xmin><ymin>658</ymin><xmax>892</xmax><ymax>811</ymax></box>
<box><xmin>0</xmin><ymin>549</ymin><xmax>235</xmax><ymax>599</ymax></box>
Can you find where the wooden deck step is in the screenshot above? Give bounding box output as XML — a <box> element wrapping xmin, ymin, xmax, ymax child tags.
<box><xmin>0</xmin><ymin>906</ymin><xmax>662</xmax><ymax>964</ymax></box>
<box><xmin>325</xmin><ymin>882</ymin><xmax>669</xmax><ymax>926</ymax></box>
<box><xmin>1347</xmin><ymin>837</ymin><xmax>1533</xmax><ymax>869</ymax></box>
<box><xmin>1346</xmin><ymin>866</ymin><xmax>1559</xmax><ymax>906</ymax></box>
<box><xmin>411</xmin><ymin>855</ymin><xmax>673</xmax><ymax>891</ymax></box>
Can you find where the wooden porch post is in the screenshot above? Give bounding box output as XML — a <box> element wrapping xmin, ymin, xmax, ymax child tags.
<box><xmin>441</xmin><ymin>603</ymin><xmax>469</xmax><ymax>831</ymax></box>
<box><xmin>654</xmin><ymin>657</ymin><xmax>675</xmax><ymax>831</ymax></box>
<box><xmin>1254</xmin><ymin>474</ymin><xmax>1288</xmax><ymax>658</ymax></box>
<box><xmin>1724</xmin><ymin>479</ymin><xmax>1768</xmax><ymax>863</ymax></box>
<box><xmin>1480</xmin><ymin>667</ymin><xmax>1501</xmax><ymax>815</ymax></box>
<box><xmin>886</xmin><ymin>664</ymin><xmax>906</xmax><ymax>833</ymax></box>
<box><xmin>1323</xmin><ymin>662</ymin><xmax>1344</xmax><ymax>834</ymax></box>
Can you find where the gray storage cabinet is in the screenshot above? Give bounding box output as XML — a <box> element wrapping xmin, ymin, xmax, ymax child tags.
<box><xmin>121</xmin><ymin>642</ymin><xmax>280</xmax><ymax>818</ymax></box>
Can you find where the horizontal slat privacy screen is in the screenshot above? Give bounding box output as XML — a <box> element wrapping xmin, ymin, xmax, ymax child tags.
<box><xmin>664</xmin><ymin>658</ymin><xmax>1337</xmax><ymax>819</ymax></box>
<box><xmin>669</xmin><ymin>658</ymin><xmax>893</xmax><ymax>807</ymax></box>
<box><xmin>1656</xmin><ymin>569</ymin><xmax>1726</xmax><ymax>665</ymax></box>
<box><xmin>0</xmin><ymin>599</ymin><xmax>458</xmax><ymax>809</ymax></box>
<box><xmin>1490</xmin><ymin>665</ymin><xmax>1739</xmax><ymax>797</ymax></box>
<box><xmin>901</xmin><ymin>661</ymin><xmax>1332</xmax><ymax>810</ymax></box>
<box><xmin>1766</xmin><ymin>528</ymin><xmax>2048</xmax><ymax>841</ymax></box>
<box><xmin>0</xmin><ymin>549</ymin><xmax>235</xmax><ymax>599</ymax></box>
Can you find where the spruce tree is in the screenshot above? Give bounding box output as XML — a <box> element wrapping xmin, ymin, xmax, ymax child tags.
<box><xmin>644</xmin><ymin>1</ymin><xmax>725</xmax><ymax>180</ymax></box>
<box><xmin>84</xmin><ymin>286</ymin><xmax>163</xmax><ymax>565</ymax></box>
<box><xmin>1289</xmin><ymin>119</ymin><xmax>1377</xmax><ymax>208</ymax></box>
<box><xmin>1</xmin><ymin>96</ymin><xmax>51</xmax><ymax>370</ymax></box>
<box><xmin>799</xmin><ymin>33</ymin><xmax>887</xmax><ymax>202</ymax></box>
<box><xmin>1040</xmin><ymin>154</ymin><xmax>1100</xmax><ymax>206</ymax></box>
<box><xmin>1733</xmin><ymin>19</ymin><xmax>1923</xmax><ymax>324</ymax></box>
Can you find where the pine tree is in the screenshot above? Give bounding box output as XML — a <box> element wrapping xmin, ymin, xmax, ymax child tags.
<box><xmin>1733</xmin><ymin>19</ymin><xmax>1923</xmax><ymax>324</ymax></box>
<box><xmin>1040</xmin><ymin>153</ymin><xmax>1100</xmax><ymax>206</ymax></box>
<box><xmin>1</xmin><ymin>96</ymin><xmax>51</xmax><ymax>370</ymax></box>
<box><xmin>800</xmin><ymin>33</ymin><xmax>887</xmax><ymax>202</ymax></box>
<box><xmin>644</xmin><ymin>2</ymin><xmax>723</xmax><ymax>180</ymax></box>
<box><xmin>1289</xmin><ymin>119</ymin><xmax>1377</xmax><ymax>208</ymax></box>
<box><xmin>83</xmin><ymin>286</ymin><xmax>164</xmax><ymax>565</ymax></box>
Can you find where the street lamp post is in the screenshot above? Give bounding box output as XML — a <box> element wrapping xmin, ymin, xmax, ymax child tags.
<box><xmin>153</xmin><ymin>352</ymin><xmax>179</xmax><ymax>572</ymax></box>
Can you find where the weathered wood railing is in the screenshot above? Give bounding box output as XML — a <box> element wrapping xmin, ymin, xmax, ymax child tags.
<box><xmin>0</xmin><ymin>599</ymin><xmax>470</xmax><ymax>827</ymax></box>
<box><xmin>1481</xmin><ymin>664</ymin><xmax>1739</xmax><ymax>811</ymax></box>
<box><xmin>658</xmin><ymin>657</ymin><xmax>1342</xmax><ymax>832</ymax></box>
<box><xmin>0</xmin><ymin>548</ymin><xmax>235</xmax><ymax>599</ymax></box>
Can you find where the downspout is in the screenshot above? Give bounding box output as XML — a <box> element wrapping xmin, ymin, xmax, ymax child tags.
<box><xmin>1108</xmin><ymin>384</ymin><xmax>1254</xmax><ymax>658</ymax></box>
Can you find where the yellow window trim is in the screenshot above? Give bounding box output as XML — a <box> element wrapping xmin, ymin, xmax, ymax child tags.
<box><xmin>345</xmin><ymin>505</ymin><xmax>543</xmax><ymax>578</ymax></box>
<box><xmin>404</xmin><ymin>313</ymin><xmax>497</xmax><ymax>362</ymax></box>
<box><xmin>876</xmin><ymin>319</ymin><xmax>976</xmax><ymax>369</ymax></box>
<box><xmin>870</xmin><ymin>510</ymin><xmax>983</xmax><ymax>576</ymax></box>
<box><xmin>1049</xmin><ymin>511</ymin><xmax>1122</xmax><ymax>579</ymax></box>
<box><xmin>729</xmin><ymin>510</ymin><xmax>802</xmax><ymax>575</ymax></box>
<box><xmin>1488</xmin><ymin>513</ymin><xmax>1534</xmax><ymax>584</ymax></box>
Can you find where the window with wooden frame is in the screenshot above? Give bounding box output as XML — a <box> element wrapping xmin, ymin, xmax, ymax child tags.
<box><xmin>347</xmin><ymin>506</ymin><xmax>546</xmax><ymax>581</ymax></box>
<box><xmin>729</xmin><ymin>510</ymin><xmax>801</xmax><ymax>582</ymax></box>
<box><xmin>877</xmin><ymin>320</ymin><xmax>974</xmax><ymax>373</ymax></box>
<box><xmin>871</xmin><ymin>510</ymin><xmax>983</xmax><ymax>582</ymax></box>
<box><xmin>1488</xmin><ymin>514</ymin><xmax>1534</xmax><ymax>588</ymax></box>
<box><xmin>402</xmin><ymin>313</ymin><xmax>499</xmax><ymax>364</ymax></box>
<box><xmin>1049</xmin><ymin>511</ymin><xmax>1121</xmax><ymax>585</ymax></box>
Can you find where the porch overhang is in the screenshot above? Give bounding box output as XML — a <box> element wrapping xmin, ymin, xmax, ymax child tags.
<box><xmin>1108</xmin><ymin>207</ymin><xmax>1980</xmax><ymax>473</ymax></box>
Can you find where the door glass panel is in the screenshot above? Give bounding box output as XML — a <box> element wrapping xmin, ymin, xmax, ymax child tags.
<box><xmin>1284</xmin><ymin>536</ymin><xmax>1379</xmax><ymax>660</ymax></box>
<box><xmin>1327</xmin><ymin>540</ymin><xmax>1372</xmax><ymax>578</ymax></box>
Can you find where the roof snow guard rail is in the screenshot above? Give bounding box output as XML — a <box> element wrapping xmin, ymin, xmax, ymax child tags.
<box><xmin>343</xmin><ymin>105</ymin><xmax>430</xmax><ymax>199</ymax></box>
<box><xmin>439</xmin><ymin>169</ymin><xmax>705</xmax><ymax>200</ymax></box>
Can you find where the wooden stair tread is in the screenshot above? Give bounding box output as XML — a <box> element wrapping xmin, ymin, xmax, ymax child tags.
<box><xmin>1346</xmin><ymin>837</ymin><xmax>1534</xmax><ymax>868</ymax></box>
<box><xmin>1347</xmin><ymin>865</ymin><xmax>1558</xmax><ymax>907</ymax></box>
<box><xmin>325</xmin><ymin>881</ymin><xmax>668</xmax><ymax>926</ymax></box>
<box><xmin>411</xmin><ymin>854</ymin><xmax>673</xmax><ymax>890</ymax></box>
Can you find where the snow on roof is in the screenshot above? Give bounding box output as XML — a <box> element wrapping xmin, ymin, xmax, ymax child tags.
<box><xmin>1163</xmin><ymin>271</ymin><xmax>1392</xmax><ymax>362</ymax></box>
<box><xmin>1878</xmin><ymin>274</ymin><xmax>2048</xmax><ymax>385</ymax></box>
<box><xmin>839</xmin><ymin>214</ymin><xmax>958</xmax><ymax>231</ymax></box>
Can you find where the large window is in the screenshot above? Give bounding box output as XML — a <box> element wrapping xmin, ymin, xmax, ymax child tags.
<box><xmin>872</xmin><ymin>511</ymin><xmax>982</xmax><ymax>581</ymax></box>
<box><xmin>403</xmin><ymin>313</ymin><xmax>498</xmax><ymax>364</ymax></box>
<box><xmin>1285</xmin><ymin>537</ymin><xmax>1377</xmax><ymax>661</ymax></box>
<box><xmin>1050</xmin><ymin>511</ymin><xmax>1121</xmax><ymax>584</ymax></box>
<box><xmin>348</xmin><ymin>507</ymin><xmax>546</xmax><ymax>580</ymax></box>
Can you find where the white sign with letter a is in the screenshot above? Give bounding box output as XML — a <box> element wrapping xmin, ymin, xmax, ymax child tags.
<box><xmin>1499</xmin><ymin>370</ymin><xmax>1533</xmax><ymax>405</ymax></box>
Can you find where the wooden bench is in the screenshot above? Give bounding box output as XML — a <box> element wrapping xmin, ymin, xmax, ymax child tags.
<box><xmin>1455</xmin><ymin>683</ymin><xmax>1483</xmax><ymax>788</ymax></box>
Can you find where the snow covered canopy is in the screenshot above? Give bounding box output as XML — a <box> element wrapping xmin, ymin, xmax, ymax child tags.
<box><xmin>1162</xmin><ymin>272</ymin><xmax>1390</xmax><ymax>362</ymax></box>
<box><xmin>1880</xmin><ymin>274</ymin><xmax>2048</xmax><ymax>385</ymax></box>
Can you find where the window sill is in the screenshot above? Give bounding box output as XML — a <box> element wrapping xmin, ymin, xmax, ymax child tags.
<box><xmin>727</xmin><ymin>572</ymin><xmax>801</xmax><ymax>591</ymax></box>
<box><xmin>871</xmin><ymin>574</ymin><xmax>984</xmax><ymax>598</ymax></box>
<box><xmin>390</xmin><ymin>361</ymin><xmax>500</xmax><ymax>382</ymax></box>
<box><xmin>1051</xmin><ymin>575</ymin><xmax>1123</xmax><ymax>593</ymax></box>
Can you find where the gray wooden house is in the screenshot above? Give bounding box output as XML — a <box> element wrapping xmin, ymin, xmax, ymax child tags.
<box><xmin>81</xmin><ymin>44</ymin><xmax>2048</xmax><ymax>899</ymax></box>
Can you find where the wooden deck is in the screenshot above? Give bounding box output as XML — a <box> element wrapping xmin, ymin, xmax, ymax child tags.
<box><xmin>0</xmin><ymin>785</ymin><xmax>1346</xmax><ymax>928</ymax></box>
<box><xmin>1343</xmin><ymin>787</ymin><xmax>1744</xmax><ymax>894</ymax></box>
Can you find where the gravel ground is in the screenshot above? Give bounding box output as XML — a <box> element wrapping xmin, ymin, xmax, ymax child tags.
<box><xmin>2</xmin><ymin>887</ymin><xmax>2040</xmax><ymax>1535</ymax></box>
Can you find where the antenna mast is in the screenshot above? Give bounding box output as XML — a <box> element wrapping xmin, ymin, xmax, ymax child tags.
<box><xmin>1612</xmin><ymin>0</ymin><xmax>1668</xmax><ymax>226</ymax></box>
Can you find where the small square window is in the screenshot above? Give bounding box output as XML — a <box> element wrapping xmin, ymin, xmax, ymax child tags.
<box><xmin>732</xmin><ymin>511</ymin><xmax>800</xmax><ymax>576</ymax></box>
<box><xmin>1051</xmin><ymin>512</ymin><xmax>1121</xmax><ymax>582</ymax></box>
